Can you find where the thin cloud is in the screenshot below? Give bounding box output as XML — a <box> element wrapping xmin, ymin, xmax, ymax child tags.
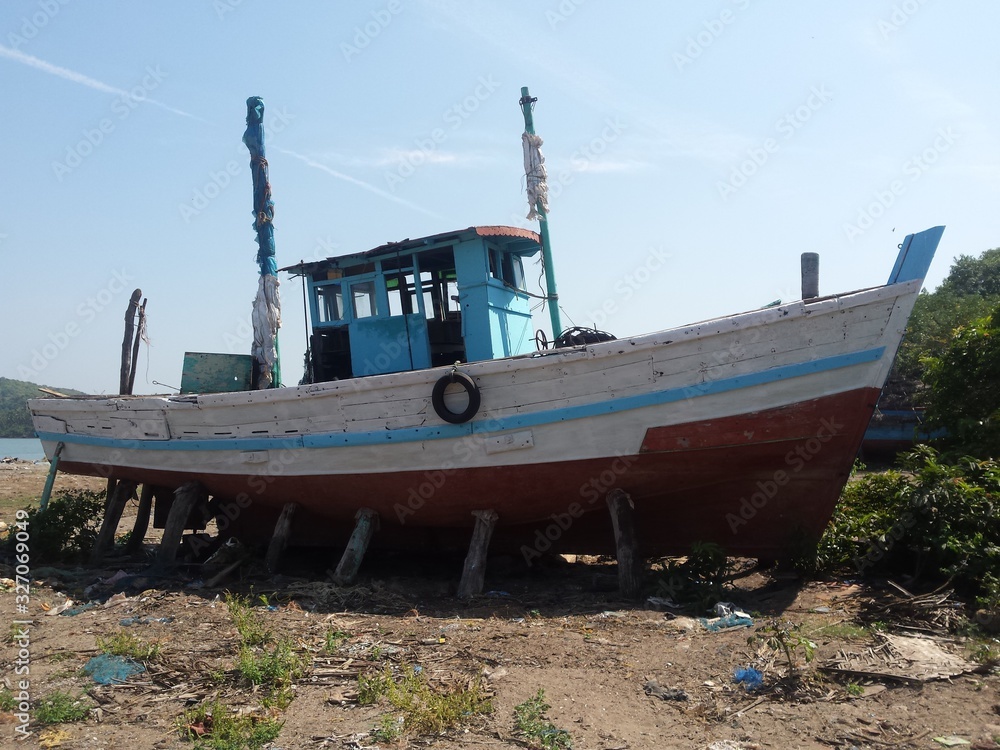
<box><xmin>278</xmin><ymin>148</ymin><xmax>447</xmax><ymax>220</ymax></box>
<box><xmin>0</xmin><ymin>44</ymin><xmax>201</xmax><ymax>121</ymax></box>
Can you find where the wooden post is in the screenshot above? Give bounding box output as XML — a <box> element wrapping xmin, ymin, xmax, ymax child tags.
<box><xmin>265</xmin><ymin>502</ymin><xmax>298</xmax><ymax>573</ymax></box>
<box><xmin>606</xmin><ymin>489</ymin><xmax>642</xmax><ymax>600</ymax></box>
<box><xmin>125</xmin><ymin>484</ymin><xmax>156</xmax><ymax>556</ymax></box>
<box><xmin>155</xmin><ymin>482</ymin><xmax>205</xmax><ymax>570</ymax></box>
<box><xmin>120</xmin><ymin>288</ymin><xmax>142</xmax><ymax>395</ymax></box>
<box><xmin>90</xmin><ymin>480</ymin><xmax>137</xmax><ymax>564</ymax></box>
<box><xmin>457</xmin><ymin>510</ymin><xmax>499</xmax><ymax>599</ymax></box>
<box><xmin>332</xmin><ymin>508</ymin><xmax>379</xmax><ymax>585</ymax></box>
<box><xmin>126</xmin><ymin>298</ymin><xmax>147</xmax><ymax>395</ymax></box>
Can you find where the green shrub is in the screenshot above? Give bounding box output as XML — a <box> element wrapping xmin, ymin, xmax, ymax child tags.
<box><xmin>513</xmin><ymin>689</ymin><xmax>572</xmax><ymax>749</ymax></box>
<box><xmin>35</xmin><ymin>690</ymin><xmax>89</xmax><ymax>724</ymax></box>
<box><xmin>812</xmin><ymin>447</ymin><xmax>1000</xmax><ymax>601</ymax></box>
<box><xmin>10</xmin><ymin>490</ymin><xmax>104</xmax><ymax>563</ymax></box>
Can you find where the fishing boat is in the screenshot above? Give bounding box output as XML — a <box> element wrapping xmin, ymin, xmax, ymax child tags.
<box><xmin>28</xmin><ymin>91</ymin><xmax>944</xmax><ymax>562</ymax></box>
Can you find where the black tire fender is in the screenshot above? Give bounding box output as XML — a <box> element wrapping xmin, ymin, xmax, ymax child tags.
<box><xmin>431</xmin><ymin>371</ymin><xmax>481</xmax><ymax>424</ymax></box>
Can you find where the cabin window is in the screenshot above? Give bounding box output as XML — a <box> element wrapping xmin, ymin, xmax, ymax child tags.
<box><xmin>316</xmin><ymin>284</ymin><xmax>345</xmax><ymax>323</ymax></box>
<box><xmin>502</xmin><ymin>253</ymin><xmax>525</xmax><ymax>290</ymax></box>
<box><xmin>387</xmin><ymin>272</ymin><xmax>419</xmax><ymax>317</ymax></box>
<box><xmin>488</xmin><ymin>248</ymin><xmax>501</xmax><ymax>279</ymax></box>
<box><xmin>351</xmin><ymin>280</ymin><xmax>378</xmax><ymax>319</ymax></box>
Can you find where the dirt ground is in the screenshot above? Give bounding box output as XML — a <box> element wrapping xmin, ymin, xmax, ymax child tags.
<box><xmin>1</xmin><ymin>462</ymin><xmax>999</xmax><ymax>750</ymax></box>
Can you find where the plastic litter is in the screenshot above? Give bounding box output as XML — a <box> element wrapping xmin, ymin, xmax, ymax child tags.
<box><xmin>60</xmin><ymin>602</ymin><xmax>97</xmax><ymax>617</ymax></box>
<box><xmin>700</xmin><ymin>613</ymin><xmax>754</xmax><ymax>631</ymax></box>
<box><xmin>485</xmin><ymin>590</ymin><xmax>510</xmax><ymax>598</ymax></box>
<box><xmin>714</xmin><ymin>601</ymin><xmax>752</xmax><ymax>619</ymax></box>
<box><xmin>932</xmin><ymin>737</ymin><xmax>971</xmax><ymax>747</ymax></box>
<box><xmin>119</xmin><ymin>616</ymin><xmax>174</xmax><ymax>627</ymax></box>
<box><xmin>45</xmin><ymin>598</ymin><xmax>75</xmax><ymax>616</ymax></box>
<box><xmin>83</xmin><ymin>654</ymin><xmax>145</xmax><ymax>685</ymax></box>
<box><xmin>103</xmin><ymin>569</ymin><xmax>131</xmax><ymax>587</ymax></box>
<box><xmin>733</xmin><ymin>666</ymin><xmax>764</xmax><ymax>691</ymax></box>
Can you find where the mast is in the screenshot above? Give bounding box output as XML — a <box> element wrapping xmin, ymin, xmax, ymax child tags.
<box><xmin>243</xmin><ymin>96</ymin><xmax>282</xmax><ymax>388</ymax></box>
<box><xmin>519</xmin><ymin>86</ymin><xmax>562</xmax><ymax>339</ymax></box>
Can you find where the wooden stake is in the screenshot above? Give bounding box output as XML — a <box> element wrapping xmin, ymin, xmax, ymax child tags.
<box><xmin>265</xmin><ymin>502</ymin><xmax>298</xmax><ymax>573</ymax></box>
<box><xmin>127</xmin><ymin>298</ymin><xmax>147</xmax><ymax>395</ymax></box>
<box><xmin>457</xmin><ymin>510</ymin><xmax>498</xmax><ymax>599</ymax></box>
<box><xmin>606</xmin><ymin>489</ymin><xmax>642</xmax><ymax>599</ymax></box>
<box><xmin>120</xmin><ymin>288</ymin><xmax>142</xmax><ymax>395</ymax></box>
<box><xmin>155</xmin><ymin>482</ymin><xmax>205</xmax><ymax>570</ymax></box>
<box><xmin>125</xmin><ymin>484</ymin><xmax>155</xmax><ymax>556</ymax></box>
<box><xmin>332</xmin><ymin>508</ymin><xmax>379</xmax><ymax>585</ymax></box>
<box><xmin>90</xmin><ymin>479</ymin><xmax>137</xmax><ymax>564</ymax></box>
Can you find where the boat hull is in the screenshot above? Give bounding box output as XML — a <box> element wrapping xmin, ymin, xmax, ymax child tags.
<box><xmin>32</xmin><ymin>271</ymin><xmax>927</xmax><ymax>558</ymax></box>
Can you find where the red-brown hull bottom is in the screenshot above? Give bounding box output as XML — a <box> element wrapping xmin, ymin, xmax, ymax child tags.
<box><xmin>61</xmin><ymin>388</ymin><xmax>879</xmax><ymax>558</ymax></box>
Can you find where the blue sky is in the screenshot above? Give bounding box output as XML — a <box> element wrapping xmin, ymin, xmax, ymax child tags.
<box><xmin>3</xmin><ymin>0</ymin><xmax>998</xmax><ymax>394</ymax></box>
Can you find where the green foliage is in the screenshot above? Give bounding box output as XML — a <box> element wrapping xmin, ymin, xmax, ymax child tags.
<box><xmin>512</xmin><ymin>689</ymin><xmax>572</xmax><ymax>750</ymax></box>
<box><xmin>656</xmin><ymin>541</ymin><xmax>731</xmax><ymax>610</ymax></box>
<box><xmin>892</xmin><ymin>246</ymin><xmax>1000</xmax><ymax>388</ymax></box>
<box><xmin>9</xmin><ymin>490</ymin><xmax>105</xmax><ymax>563</ymax></box>
<box><xmin>97</xmin><ymin>630</ymin><xmax>162</xmax><ymax>661</ymax></box>
<box><xmin>35</xmin><ymin>690</ymin><xmax>90</xmax><ymax>724</ymax></box>
<box><xmin>896</xmin><ymin>290</ymin><xmax>999</xmax><ymax>384</ymax></box>
<box><xmin>751</xmin><ymin>619</ymin><xmax>816</xmax><ymax>676</ymax></box>
<box><xmin>0</xmin><ymin>686</ymin><xmax>17</xmax><ymax>712</ymax></box>
<box><xmin>812</xmin><ymin>447</ymin><xmax>1000</xmax><ymax>601</ymax></box>
<box><xmin>0</xmin><ymin>377</ymin><xmax>83</xmax><ymax>438</ymax></box>
<box><xmin>924</xmin><ymin>304</ymin><xmax>1000</xmax><ymax>456</ymax></box>
<box><xmin>225</xmin><ymin>592</ymin><xmax>272</xmax><ymax>647</ymax></box>
<box><xmin>236</xmin><ymin>637</ymin><xmax>304</xmax><ymax>691</ymax></box>
<box><xmin>323</xmin><ymin>628</ymin><xmax>350</xmax><ymax>654</ymax></box>
<box><xmin>358</xmin><ymin>664</ymin><xmax>492</xmax><ymax>738</ymax></box>
<box><xmin>178</xmin><ymin>700</ymin><xmax>282</xmax><ymax>750</ymax></box>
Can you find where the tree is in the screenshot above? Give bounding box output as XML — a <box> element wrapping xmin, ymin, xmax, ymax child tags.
<box><xmin>925</xmin><ymin>303</ymin><xmax>1000</xmax><ymax>458</ymax></box>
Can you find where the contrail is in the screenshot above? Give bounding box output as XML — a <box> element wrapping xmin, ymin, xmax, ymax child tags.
<box><xmin>0</xmin><ymin>44</ymin><xmax>202</xmax><ymax>121</ymax></box>
<box><xmin>279</xmin><ymin>148</ymin><xmax>446</xmax><ymax>220</ymax></box>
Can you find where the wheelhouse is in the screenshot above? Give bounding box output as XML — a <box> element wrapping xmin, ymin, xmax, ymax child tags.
<box><xmin>282</xmin><ymin>226</ymin><xmax>542</xmax><ymax>383</ymax></box>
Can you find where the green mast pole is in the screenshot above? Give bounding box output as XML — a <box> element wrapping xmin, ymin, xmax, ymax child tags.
<box><xmin>519</xmin><ymin>86</ymin><xmax>562</xmax><ymax>339</ymax></box>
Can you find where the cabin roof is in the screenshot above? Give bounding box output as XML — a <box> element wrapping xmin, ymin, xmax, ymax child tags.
<box><xmin>279</xmin><ymin>225</ymin><xmax>541</xmax><ymax>275</ymax></box>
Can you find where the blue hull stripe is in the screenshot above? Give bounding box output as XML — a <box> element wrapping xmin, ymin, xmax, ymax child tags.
<box><xmin>37</xmin><ymin>347</ymin><xmax>885</xmax><ymax>453</ymax></box>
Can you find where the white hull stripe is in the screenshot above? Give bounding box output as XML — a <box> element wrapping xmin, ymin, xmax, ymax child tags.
<box><xmin>37</xmin><ymin>346</ymin><xmax>885</xmax><ymax>453</ymax></box>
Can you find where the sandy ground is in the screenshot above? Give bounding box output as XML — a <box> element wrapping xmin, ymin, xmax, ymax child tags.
<box><xmin>1</xmin><ymin>463</ymin><xmax>999</xmax><ymax>750</ymax></box>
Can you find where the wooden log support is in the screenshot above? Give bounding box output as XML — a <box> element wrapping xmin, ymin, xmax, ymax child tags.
<box><xmin>125</xmin><ymin>484</ymin><xmax>156</xmax><ymax>556</ymax></box>
<box><xmin>457</xmin><ymin>510</ymin><xmax>499</xmax><ymax>599</ymax></box>
<box><xmin>265</xmin><ymin>502</ymin><xmax>298</xmax><ymax>574</ymax></box>
<box><xmin>155</xmin><ymin>482</ymin><xmax>206</xmax><ymax>570</ymax></box>
<box><xmin>332</xmin><ymin>508</ymin><xmax>379</xmax><ymax>585</ymax></box>
<box><xmin>90</xmin><ymin>479</ymin><xmax>138</xmax><ymax>564</ymax></box>
<box><xmin>606</xmin><ymin>489</ymin><xmax>642</xmax><ymax>600</ymax></box>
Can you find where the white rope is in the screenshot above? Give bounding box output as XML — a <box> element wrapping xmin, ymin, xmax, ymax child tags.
<box><xmin>251</xmin><ymin>274</ymin><xmax>281</xmax><ymax>388</ymax></box>
<box><xmin>522</xmin><ymin>132</ymin><xmax>549</xmax><ymax>220</ymax></box>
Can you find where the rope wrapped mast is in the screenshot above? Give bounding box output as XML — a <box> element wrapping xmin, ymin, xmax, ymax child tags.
<box><xmin>243</xmin><ymin>96</ymin><xmax>282</xmax><ymax>389</ymax></box>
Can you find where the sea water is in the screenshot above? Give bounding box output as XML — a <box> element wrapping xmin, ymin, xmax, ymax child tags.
<box><xmin>0</xmin><ymin>438</ymin><xmax>46</xmax><ymax>462</ymax></box>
